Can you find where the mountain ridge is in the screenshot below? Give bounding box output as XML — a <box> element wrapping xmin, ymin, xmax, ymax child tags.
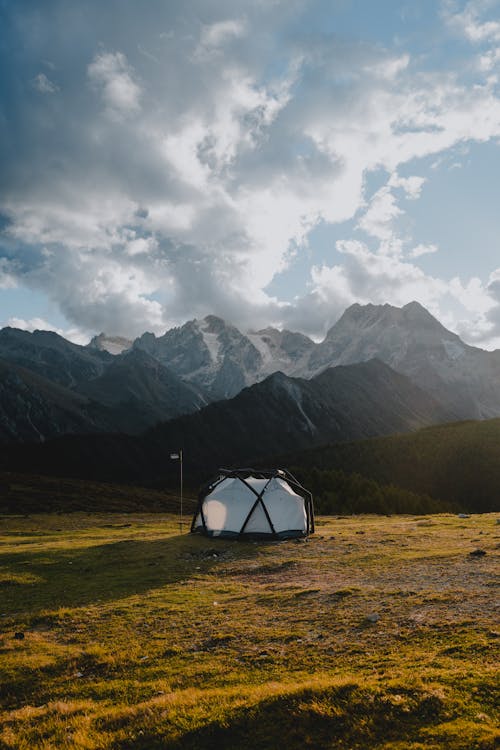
<box><xmin>2</xmin><ymin>358</ymin><xmax>453</xmax><ymax>483</ymax></box>
<box><xmin>2</xmin><ymin>301</ymin><xmax>500</xmax><ymax>441</ymax></box>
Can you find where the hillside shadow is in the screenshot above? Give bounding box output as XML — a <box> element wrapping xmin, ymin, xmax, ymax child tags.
<box><xmin>0</xmin><ymin>533</ymin><xmax>261</xmax><ymax>617</ymax></box>
<box><xmin>117</xmin><ymin>683</ymin><xmax>450</xmax><ymax>750</ymax></box>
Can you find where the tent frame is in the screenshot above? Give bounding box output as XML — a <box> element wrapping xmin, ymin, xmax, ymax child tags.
<box><xmin>190</xmin><ymin>467</ymin><xmax>315</xmax><ymax>539</ymax></box>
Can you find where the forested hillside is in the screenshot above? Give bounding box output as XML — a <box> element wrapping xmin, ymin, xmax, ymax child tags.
<box><xmin>283</xmin><ymin>418</ymin><xmax>500</xmax><ymax>513</ymax></box>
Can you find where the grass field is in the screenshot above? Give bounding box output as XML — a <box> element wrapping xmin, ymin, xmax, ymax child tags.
<box><xmin>0</xmin><ymin>511</ymin><xmax>498</xmax><ymax>749</ymax></box>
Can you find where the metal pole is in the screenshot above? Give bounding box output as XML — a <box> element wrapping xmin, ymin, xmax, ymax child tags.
<box><xmin>180</xmin><ymin>449</ymin><xmax>183</xmax><ymax>533</ymax></box>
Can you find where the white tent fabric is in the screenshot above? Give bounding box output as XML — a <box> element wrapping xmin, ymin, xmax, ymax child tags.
<box><xmin>191</xmin><ymin>470</ymin><xmax>313</xmax><ymax>539</ymax></box>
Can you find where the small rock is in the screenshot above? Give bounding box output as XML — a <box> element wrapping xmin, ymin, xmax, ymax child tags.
<box><xmin>457</xmin><ymin>513</ymin><xmax>470</xmax><ymax>519</ymax></box>
<box><xmin>13</xmin><ymin>632</ymin><xmax>25</xmax><ymax>640</ymax></box>
<box><xmin>365</xmin><ymin>613</ymin><xmax>380</xmax><ymax>623</ymax></box>
<box><xmin>469</xmin><ymin>549</ymin><xmax>486</xmax><ymax>557</ymax></box>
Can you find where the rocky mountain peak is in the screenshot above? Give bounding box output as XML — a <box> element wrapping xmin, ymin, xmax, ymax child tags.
<box><xmin>200</xmin><ymin>315</ymin><xmax>229</xmax><ymax>334</ymax></box>
<box><xmin>326</xmin><ymin>300</ymin><xmax>453</xmax><ymax>341</ymax></box>
<box><xmin>88</xmin><ymin>333</ymin><xmax>132</xmax><ymax>355</ymax></box>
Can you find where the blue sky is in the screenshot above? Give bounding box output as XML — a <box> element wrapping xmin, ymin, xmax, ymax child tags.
<box><xmin>1</xmin><ymin>0</ymin><xmax>500</xmax><ymax>346</ymax></box>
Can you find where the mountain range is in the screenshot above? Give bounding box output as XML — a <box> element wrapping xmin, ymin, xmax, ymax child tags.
<box><xmin>1</xmin><ymin>301</ymin><xmax>500</xmax><ymax>449</ymax></box>
<box><xmin>2</xmin><ymin>358</ymin><xmax>450</xmax><ymax>483</ymax></box>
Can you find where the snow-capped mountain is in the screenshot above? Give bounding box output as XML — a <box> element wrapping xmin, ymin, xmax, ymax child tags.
<box><xmin>309</xmin><ymin>302</ymin><xmax>500</xmax><ymax>419</ymax></box>
<box><xmin>247</xmin><ymin>327</ymin><xmax>315</xmax><ymax>377</ymax></box>
<box><xmin>134</xmin><ymin>315</ymin><xmax>266</xmax><ymax>399</ymax></box>
<box><xmin>132</xmin><ymin>315</ymin><xmax>314</xmax><ymax>399</ymax></box>
<box><xmin>128</xmin><ymin>303</ymin><xmax>500</xmax><ymax>418</ymax></box>
<box><xmin>2</xmin><ymin>300</ymin><xmax>500</xmax><ymax>442</ymax></box>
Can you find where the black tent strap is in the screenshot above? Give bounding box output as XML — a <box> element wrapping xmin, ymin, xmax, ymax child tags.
<box><xmin>239</xmin><ymin>476</ymin><xmax>277</xmax><ymax>537</ymax></box>
<box><xmin>218</xmin><ymin>467</ymin><xmax>313</xmax><ymax>506</ymax></box>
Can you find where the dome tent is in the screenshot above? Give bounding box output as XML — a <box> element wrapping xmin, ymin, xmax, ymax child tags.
<box><xmin>191</xmin><ymin>468</ymin><xmax>314</xmax><ymax>539</ymax></box>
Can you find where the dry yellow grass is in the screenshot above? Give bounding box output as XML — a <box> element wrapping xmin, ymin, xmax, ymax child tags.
<box><xmin>0</xmin><ymin>511</ymin><xmax>498</xmax><ymax>748</ymax></box>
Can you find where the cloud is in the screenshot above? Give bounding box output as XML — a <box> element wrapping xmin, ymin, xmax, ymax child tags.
<box><xmin>408</xmin><ymin>243</ymin><xmax>439</xmax><ymax>258</ymax></box>
<box><xmin>32</xmin><ymin>73</ymin><xmax>59</xmax><ymax>94</ymax></box>
<box><xmin>280</xmin><ymin>240</ymin><xmax>500</xmax><ymax>346</ymax></box>
<box><xmin>88</xmin><ymin>51</ymin><xmax>141</xmax><ymax>117</ymax></box>
<box><xmin>357</xmin><ymin>185</ymin><xmax>403</xmax><ymax>243</ymax></box>
<box><xmin>195</xmin><ymin>19</ymin><xmax>247</xmax><ymax>59</ymax></box>
<box><xmin>1</xmin><ymin>316</ymin><xmax>89</xmax><ymax>345</ymax></box>
<box><xmin>1</xmin><ymin>0</ymin><xmax>500</xmax><ymax>346</ymax></box>
<box><xmin>388</xmin><ymin>174</ymin><xmax>426</xmax><ymax>199</ymax></box>
<box><xmin>0</xmin><ymin>258</ymin><xmax>18</xmax><ymax>289</ymax></box>
<box><xmin>445</xmin><ymin>0</ymin><xmax>500</xmax><ymax>43</ymax></box>
<box><xmin>4</xmin><ymin>316</ymin><xmax>64</xmax><ymax>335</ymax></box>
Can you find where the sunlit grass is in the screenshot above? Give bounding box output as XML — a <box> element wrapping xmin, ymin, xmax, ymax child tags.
<box><xmin>0</xmin><ymin>512</ymin><xmax>498</xmax><ymax>748</ymax></box>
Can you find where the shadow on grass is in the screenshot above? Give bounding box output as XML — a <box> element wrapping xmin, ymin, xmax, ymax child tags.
<box><xmin>0</xmin><ymin>533</ymin><xmax>260</xmax><ymax>617</ymax></box>
<box><xmin>114</xmin><ymin>683</ymin><xmax>492</xmax><ymax>750</ymax></box>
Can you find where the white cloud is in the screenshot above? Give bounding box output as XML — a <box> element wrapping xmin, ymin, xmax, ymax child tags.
<box><xmin>2</xmin><ymin>317</ymin><xmax>90</xmax><ymax>345</ymax></box>
<box><xmin>88</xmin><ymin>51</ymin><xmax>141</xmax><ymax>117</ymax></box>
<box><xmin>365</xmin><ymin>54</ymin><xmax>410</xmax><ymax>81</ymax></box>
<box><xmin>32</xmin><ymin>73</ymin><xmax>59</xmax><ymax>94</ymax></box>
<box><xmin>4</xmin><ymin>316</ymin><xmax>64</xmax><ymax>334</ymax></box>
<box><xmin>478</xmin><ymin>46</ymin><xmax>500</xmax><ymax>69</ymax></box>
<box><xmin>388</xmin><ymin>173</ymin><xmax>426</xmax><ymax>199</ymax></box>
<box><xmin>356</xmin><ymin>173</ymin><xmax>425</xmax><ymax>249</ymax></box>
<box><xmin>0</xmin><ymin>258</ymin><xmax>18</xmax><ymax>289</ymax></box>
<box><xmin>357</xmin><ymin>186</ymin><xmax>403</xmax><ymax>243</ymax></box>
<box><xmin>445</xmin><ymin>1</ymin><xmax>500</xmax><ymax>43</ymax></box>
<box><xmin>282</xmin><ymin>240</ymin><xmax>499</xmax><ymax>345</ymax></box>
<box><xmin>125</xmin><ymin>236</ymin><xmax>158</xmax><ymax>257</ymax></box>
<box><xmin>2</xmin><ymin>1</ymin><xmax>500</xmax><ymax>346</ymax></box>
<box><xmin>199</xmin><ymin>19</ymin><xmax>247</xmax><ymax>49</ymax></box>
<box><xmin>408</xmin><ymin>243</ymin><xmax>439</xmax><ymax>258</ymax></box>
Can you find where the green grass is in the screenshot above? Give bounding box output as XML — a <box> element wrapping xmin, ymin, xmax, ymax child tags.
<box><xmin>0</xmin><ymin>512</ymin><xmax>498</xmax><ymax>749</ymax></box>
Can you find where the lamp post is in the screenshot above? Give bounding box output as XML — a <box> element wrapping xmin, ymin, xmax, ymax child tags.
<box><xmin>170</xmin><ymin>450</ymin><xmax>183</xmax><ymax>533</ymax></box>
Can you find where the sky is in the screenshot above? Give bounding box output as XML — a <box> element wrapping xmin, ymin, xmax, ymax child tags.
<box><xmin>1</xmin><ymin>0</ymin><xmax>500</xmax><ymax>347</ymax></box>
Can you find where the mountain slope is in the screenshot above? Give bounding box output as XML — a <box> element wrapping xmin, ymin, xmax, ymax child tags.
<box><xmin>307</xmin><ymin>302</ymin><xmax>500</xmax><ymax>419</ymax></box>
<box><xmin>2</xmin><ymin>359</ymin><xmax>452</xmax><ymax>482</ymax></box>
<box><xmin>145</xmin><ymin>358</ymin><xmax>451</xmax><ymax>473</ymax></box>
<box><xmin>0</xmin><ymin>327</ymin><xmax>112</xmax><ymax>387</ymax></box>
<box><xmin>247</xmin><ymin>326</ymin><xmax>315</xmax><ymax>376</ymax></box>
<box><xmin>130</xmin><ymin>303</ymin><xmax>500</xmax><ymax>421</ymax></box>
<box><xmin>3</xmin><ymin>300</ymin><xmax>500</xmax><ymax>442</ymax></box>
<box><xmin>0</xmin><ymin>359</ymin><xmax>118</xmax><ymax>441</ymax></box>
<box><xmin>134</xmin><ymin>315</ymin><xmax>265</xmax><ymax>399</ymax></box>
<box><xmin>75</xmin><ymin>349</ymin><xmax>207</xmax><ymax>431</ymax></box>
<box><xmin>88</xmin><ymin>333</ymin><xmax>132</xmax><ymax>355</ymax></box>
